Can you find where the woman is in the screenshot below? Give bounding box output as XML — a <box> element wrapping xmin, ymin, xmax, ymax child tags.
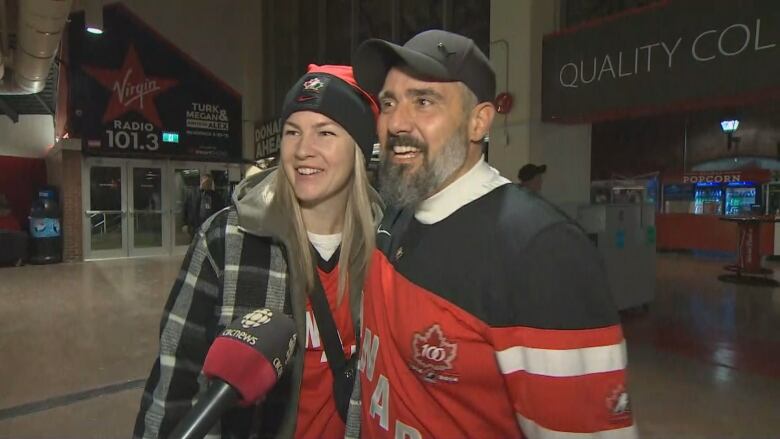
<box><xmin>134</xmin><ymin>64</ymin><xmax>382</xmax><ymax>439</ymax></box>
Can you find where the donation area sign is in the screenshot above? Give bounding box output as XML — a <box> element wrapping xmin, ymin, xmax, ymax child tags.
<box><xmin>67</xmin><ymin>4</ymin><xmax>242</xmax><ymax>161</ymax></box>
<box><xmin>254</xmin><ymin>117</ymin><xmax>282</xmax><ymax>160</ymax></box>
<box><xmin>542</xmin><ymin>0</ymin><xmax>780</xmax><ymax>123</ymax></box>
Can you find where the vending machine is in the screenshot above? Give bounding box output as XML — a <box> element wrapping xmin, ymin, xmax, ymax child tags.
<box><xmin>28</xmin><ymin>186</ymin><xmax>62</xmax><ymax>264</ymax></box>
<box><xmin>576</xmin><ymin>203</ymin><xmax>656</xmax><ymax>310</ymax></box>
<box><xmin>724</xmin><ymin>183</ymin><xmax>761</xmax><ymax>216</ymax></box>
<box><xmin>693</xmin><ymin>184</ymin><xmax>724</xmax><ymax>215</ymax></box>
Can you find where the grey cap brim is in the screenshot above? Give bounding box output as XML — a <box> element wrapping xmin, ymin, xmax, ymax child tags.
<box><xmin>353</xmin><ymin>39</ymin><xmax>455</xmax><ymax>97</ymax></box>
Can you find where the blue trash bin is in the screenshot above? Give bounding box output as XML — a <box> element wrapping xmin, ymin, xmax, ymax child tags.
<box><xmin>29</xmin><ymin>187</ymin><xmax>62</xmax><ymax>264</ymax></box>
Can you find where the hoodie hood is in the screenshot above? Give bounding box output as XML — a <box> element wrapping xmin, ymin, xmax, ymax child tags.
<box><xmin>233</xmin><ymin>168</ymin><xmax>288</xmax><ymax>239</ymax></box>
<box><xmin>232</xmin><ymin>167</ymin><xmax>384</xmax><ymax>239</ymax></box>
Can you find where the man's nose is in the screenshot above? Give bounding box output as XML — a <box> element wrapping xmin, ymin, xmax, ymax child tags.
<box><xmin>384</xmin><ymin>102</ymin><xmax>413</xmax><ymax>135</ymax></box>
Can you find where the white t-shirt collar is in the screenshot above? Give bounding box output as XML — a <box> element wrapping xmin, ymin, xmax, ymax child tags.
<box><xmin>415</xmin><ymin>155</ymin><xmax>510</xmax><ymax>224</ymax></box>
<box><xmin>307</xmin><ymin>231</ymin><xmax>342</xmax><ymax>261</ymax></box>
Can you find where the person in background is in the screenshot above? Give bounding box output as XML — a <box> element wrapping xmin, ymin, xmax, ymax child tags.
<box><xmin>134</xmin><ymin>64</ymin><xmax>382</xmax><ymax>438</ymax></box>
<box><xmin>182</xmin><ymin>175</ymin><xmax>224</xmax><ymax>236</ymax></box>
<box><xmin>517</xmin><ymin>163</ymin><xmax>546</xmax><ymax>193</ymax></box>
<box><xmin>350</xmin><ymin>29</ymin><xmax>636</xmax><ymax>439</ymax></box>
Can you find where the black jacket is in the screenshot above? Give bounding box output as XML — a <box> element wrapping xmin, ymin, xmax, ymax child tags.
<box><xmin>184</xmin><ymin>188</ymin><xmax>224</xmax><ymax>230</ymax></box>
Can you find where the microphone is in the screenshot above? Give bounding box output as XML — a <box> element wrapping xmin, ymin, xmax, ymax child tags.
<box><xmin>170</xmin><ymin>308</ymin><xmax>298</xmax><ymax>439</ymax></box>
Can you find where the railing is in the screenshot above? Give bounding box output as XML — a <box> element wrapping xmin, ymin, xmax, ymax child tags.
<box><xmin>86</xmin><ymin>210</ymin><xmax>123</xmax><ymax>235</ymax></box>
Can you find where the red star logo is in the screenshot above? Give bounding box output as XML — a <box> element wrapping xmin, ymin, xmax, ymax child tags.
<box><xmin>82</xmin><ymin>45</ymin><xmax>178</xmax><ymax>127</ymax></box>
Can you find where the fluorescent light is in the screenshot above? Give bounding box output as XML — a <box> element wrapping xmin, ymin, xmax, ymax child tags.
<box><xmin>86</xmin><ymin>27</ymin><xmax>103</xmax><ymax>35</ymax></box>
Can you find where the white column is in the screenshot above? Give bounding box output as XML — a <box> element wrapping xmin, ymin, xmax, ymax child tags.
<box><xmin>489</xmin><ymin>0</ymin><xmax>592</xmax><ymax>214</ymax></box>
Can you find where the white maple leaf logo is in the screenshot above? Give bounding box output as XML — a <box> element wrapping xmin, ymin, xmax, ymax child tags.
<box><xmin>412</xmin><ymin>324</ymin><xmax>457</xmax><ymax>372</ymax></box>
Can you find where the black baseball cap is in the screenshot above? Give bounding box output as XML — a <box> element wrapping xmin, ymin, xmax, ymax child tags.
<box><xmin>517</xmin><ymin>164</ymin><xmax>547</xmax><ymax>182</ymax></box>
<box><xmin>353</xmin><ymin>30</ymin><xmax>496</xmax><ymax>104</ymax></box>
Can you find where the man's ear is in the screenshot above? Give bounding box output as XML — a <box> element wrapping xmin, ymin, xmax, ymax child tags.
<box><xmin>468</xmin><ymin>102</ymin><xmax>496</xmax><ymax>143</ymax></box>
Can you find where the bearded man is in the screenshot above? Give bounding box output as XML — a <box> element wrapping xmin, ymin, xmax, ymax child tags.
<box><xmin>348</xmin><ymin>30</ymin><xmax>637</xmax><ymax>439</ymax></box>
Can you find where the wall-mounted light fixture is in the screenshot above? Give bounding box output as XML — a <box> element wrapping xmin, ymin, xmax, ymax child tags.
<box><xmin>720</xmin><ymin>119</ymin><xmax>740</xmax><ymax>134</ymax></box>
<box><xmin>720</xmin><ymin>117</ymin><xmax>741</xmax><ymax>151</ymax></box>
<box><xmin>84</xmin><ymin>0</ymin><xmax>104</xmax><ymax>35</ymax></box>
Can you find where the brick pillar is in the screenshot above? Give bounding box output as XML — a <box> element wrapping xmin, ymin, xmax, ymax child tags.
<box><xmin>61</xmin><ymin>150</ymin><xmax>83</xmax><ymax>261</ymax></box>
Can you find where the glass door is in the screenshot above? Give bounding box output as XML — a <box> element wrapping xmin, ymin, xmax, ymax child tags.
<box><xmin>83</xmin><ymin>158</ymin><xmax>127</xmax><ymax>259</ymax></box>
<box><xmin>204</xmin><ymin>164</ymin><xmax>230</xmax><ymax>213</ymax></box>
<box><xmin>171</xmin><ymin>163</ymin><xmax>202</xmax><ymax>254</ymax></box>
<box><xmin>84</xmin><ymin>158</ymin><xmax>170</xmax><ymax>259</ymax></box>
<box><xmin>169</xmin><ymin>162</ymin><xmax>232</xmax><ymax>254</ymax></box>
<box><xmin>84</xmin><ymin>159</ymin><xmax>237</xmax><ymax>259</ymax></box>
<box><xmin>128</xmin><ymin>161</ymin><xmax>169</xmax><ymax>257</ymax></box>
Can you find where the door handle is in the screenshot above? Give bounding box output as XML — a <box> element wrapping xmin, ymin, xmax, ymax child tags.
<box><xmin>85</xmin><ymin>210</ymin><xmax>123</xmax><ymax>215</ymax></box>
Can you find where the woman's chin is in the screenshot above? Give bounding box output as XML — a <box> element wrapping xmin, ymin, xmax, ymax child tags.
<box><xmin>294</xmin><ymin>189</ymin><xmax>324</xmax><ymax>207</ymax></box>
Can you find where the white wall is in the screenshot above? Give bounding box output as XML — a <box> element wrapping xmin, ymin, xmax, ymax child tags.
<box><xmin>0</xmin><ymin>115</ymin><xmax>55</xmax><ymax>158</ymax></box>
<box><xmin>488</xmin><ymin>0</ymin><xmax>533</xmax><ymax>179</ymax></box>
<box><xmin>121</xmin><ymin>0</ymin><xmax>254</xmax><ymax>94</ymax></box>
<box><xmin>489</xmin><ymin>0</ymin><xmax>592</xmax><ymax>208</ymax></box>
<box><xmin>538</xmin><ymin>123</ymin><xmax>592</xmax><ymax>215</ymax></box>
<box><xmin>121</xmin><ymin>0</ymin><xmax>263</xmax><ymax>162</ymax></box>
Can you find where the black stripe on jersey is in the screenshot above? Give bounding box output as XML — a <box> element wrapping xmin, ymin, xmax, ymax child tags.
<box><xmin>385</xmin><ymin>184</ymin><xmax>619</xmax><ymax>330</ymax></box>
<box><xmin>315</xmin><ymin>246</ymin><xmax>340</xmax><ymax>273</ymax></box>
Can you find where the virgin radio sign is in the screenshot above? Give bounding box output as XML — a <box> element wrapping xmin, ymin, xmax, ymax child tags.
<box><xmin>67</xmin><ymin>4</ymin><xmax>242</xmax><ymax>161</ymax></box>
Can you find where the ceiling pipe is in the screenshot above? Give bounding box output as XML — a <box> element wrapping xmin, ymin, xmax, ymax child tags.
<box><xmin>0</xmin><ymin>0</ymin><xmax>72</xmax><ymax>95</ymax></box>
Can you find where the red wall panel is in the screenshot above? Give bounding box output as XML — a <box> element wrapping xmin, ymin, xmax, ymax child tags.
<box><xmin>657</xmin><ymin>214</ymin><xmax>774</xmax><ymax>256</ymax></box>
<box><xmin>0</xmin><ymin>156</ymin><xmax>48</xmax><ymax>229</ymax></box>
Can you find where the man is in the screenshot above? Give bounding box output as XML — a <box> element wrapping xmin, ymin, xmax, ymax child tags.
<box><xmin>351</xmin><ymin>30</ymin><xmax>636</xmax><ymax>438</ymax></box>
<box><xmin>518</xmin><ymin>163</ymin><xmax>546</xmax><ymax>193</ymax></box>
<box><xmin>182</xmin><ymin>174</ymin><xmax>223</xmax><ymax>236</ymax></box>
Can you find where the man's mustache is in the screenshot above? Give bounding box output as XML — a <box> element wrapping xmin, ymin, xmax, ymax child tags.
<box><xmin>385</xmin><ymin>134</ymin><xmax>428</xmax><ymax>152</ymax></box>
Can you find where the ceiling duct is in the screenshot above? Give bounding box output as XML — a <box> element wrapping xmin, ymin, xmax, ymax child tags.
<box><xmin>0</xmin><ymin>0</ymin><xmax>72</xmax><ymax>95</ymax></box>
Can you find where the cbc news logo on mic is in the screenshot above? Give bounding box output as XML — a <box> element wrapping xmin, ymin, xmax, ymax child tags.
<box><xmin>241</xmin><ymin>309</ymin><xmax>273</xmax><ymax>328</ymax></box>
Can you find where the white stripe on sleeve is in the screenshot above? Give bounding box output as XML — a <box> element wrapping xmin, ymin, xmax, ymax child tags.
<box><xmin>496</xmin><ymin>341</ymin><xmax>627</xmax><ymax>377</ymax></box>
<box><xmin>517</xmin><ymin>413</ymin><xmax>638</xmax><ymax>439</ymax></box>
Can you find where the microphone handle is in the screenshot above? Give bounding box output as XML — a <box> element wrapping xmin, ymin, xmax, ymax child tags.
<box><xmin>170</xmin><ymin>380</ymin><xmax>240</xmax><ymax>439</ymax></box>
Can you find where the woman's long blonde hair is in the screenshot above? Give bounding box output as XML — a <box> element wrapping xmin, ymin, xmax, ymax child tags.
<box><xmin>272</xmin><ymin>146</ymin><xmax>376</xmax><ymax>303</ymax></box>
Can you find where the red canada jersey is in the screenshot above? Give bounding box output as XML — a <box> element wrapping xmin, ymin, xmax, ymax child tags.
<box><xmin>359</xmin><ymin>184</ymin><xmax>636</xmax><ymax>439</ymax></box>
<box><xmin>295</xmin><ymin>265</ymin><xmax>357</xmax><ymax>439</ymax></box>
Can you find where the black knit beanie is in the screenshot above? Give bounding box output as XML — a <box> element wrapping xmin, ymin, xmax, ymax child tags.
<box><xmin>280</xmin><ymin>64</ymin><xmax>379</xmax><ymax>163</ymax></box>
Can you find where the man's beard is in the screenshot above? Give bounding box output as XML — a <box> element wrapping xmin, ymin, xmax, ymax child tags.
<box><xmin>378</xmin><ymin>125</ymin><xmax>469</xmax><ymax>209</ymax></box>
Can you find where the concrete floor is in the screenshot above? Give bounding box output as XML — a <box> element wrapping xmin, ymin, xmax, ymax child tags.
<box><xmin>1</xmin><ymin>253</ymin><xmax>780</xmax><ymax>438</ymax></box>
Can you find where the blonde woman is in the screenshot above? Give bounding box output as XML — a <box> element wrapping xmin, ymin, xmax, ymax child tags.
<box><xmin>135</xmin><ymin>64</ymin><xmax>382</xmax><ymax>439</ymax></box>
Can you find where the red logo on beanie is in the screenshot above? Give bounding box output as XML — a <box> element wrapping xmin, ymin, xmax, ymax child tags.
<box><xmin>302</xmin><ymin>77</ymin><xmax>325</xmax><ymax>92</ymax></box>
<box><xmin>306</xmin><ymin>64</ymin><xmax>379</xmax><ymax>119</ymax></box>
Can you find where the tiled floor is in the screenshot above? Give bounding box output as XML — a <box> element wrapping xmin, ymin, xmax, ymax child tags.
<box><xmin>623</xmin><ymin>254</ymin><xmax>780</xmax><ymax>438</ymax></box>
<box><xmin>0</xmin><ymin>256</ymin><xmax>181</xmax><ymax>437</ymax></box>
<box><xmin>1</xmin><ymin>253</ymin><xmax>780</xmax><ymax>438</ymax></box>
